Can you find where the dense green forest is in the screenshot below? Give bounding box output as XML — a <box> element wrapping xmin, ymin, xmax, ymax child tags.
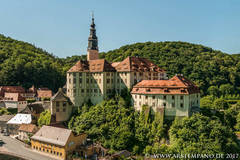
<box><xmin>1</xmin><ymin>34</ymin><xmax>240</xmax><ymax>96</ymax></box>
<box><xmin>0</xmin><ymin>34</ymin><xmax>65</xmax><ymax>91</ymax></box>
<box><xmin>100</xmin><ymin>41</ymin><xmax>240</xmax><ymax>96</ymax></box>
<box><xmin>68</xmin><ymin>95</ymin><xmax>240</xmax><ymax>156</ymax></box>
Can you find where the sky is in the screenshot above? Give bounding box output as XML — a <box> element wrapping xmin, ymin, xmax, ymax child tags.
<box><xmin>0</xmin><ymin>0</ymin><xmax>239</xmax><ymax>57</ymax></box>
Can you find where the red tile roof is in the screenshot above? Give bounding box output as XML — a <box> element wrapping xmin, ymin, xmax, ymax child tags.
<box><xmin>37</xmin><ymin>90</ymin><xmax>53</xmax><ymax>98</ymax></box>
<box><xmin>0</xmin><ymin>86</ymin><xmax>25</xmax><ymax>93</ymax></box>
<box><xmin>114</xmin><ymin>57</ymin><xmax>165</xmax><ymax>72</ymax></box>
<box><xmin>18</xmin><ymin>124</ymin><xmax>37</xmax><ymax>133</ymax></box>
<box><xmin>67</xmin><ymin>59</ymin><xmax>116</xmax><ymax>72</ymax></box>
<box><xmin>131</xmin><ymin>75</ymin><xmax>200</xmax><ymax>95</ymax></box>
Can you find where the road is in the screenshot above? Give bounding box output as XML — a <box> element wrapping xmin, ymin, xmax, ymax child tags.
<box><xmin>0</xmin><ymin>133</ymin><xmax>58</xmax><ymax>160</ymax></box>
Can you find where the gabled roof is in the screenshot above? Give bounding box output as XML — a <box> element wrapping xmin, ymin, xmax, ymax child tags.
<box><xmin>0</xmin><ymin>86</ymin><xmax>25</xmax><ymax>93</ymax></box>
<box><xmin>7</xmin><ymin>114</ymin><xmax>32</xmax><ymax>124</ymax></box>
<box><xmin>114</xmin><ymin>56</ymin><xmax>165</xmax><ymax>72</ymax></box>
<box><xmin>31</xmin><ymin>125</ymin><xmax>72</xmax><ymax>146</ymax></box>
<box><xmin>67</xmin><ymin>59</ymin><xmax>116</xmax><ymax>73</ymax></box>
<box><xmin>51</xmin><ymin>88</ymin><xmax>71</xmax><ymax>103</ymax></box>
<box><xmin>18</xmin><ymin>124</ymin><xmax>37</xmax><ymax>133</ymax></box>
<box><xmin>0</xmin><ymin>115</ymin><xmax>15</xmax><ymax>122</ymax></box>
<box><xmin>20</xmin><ymin>104</ymin><xmax>44</xmax><ymax>115</ymax></box>
<box><xmin>131</xmin><ymin>75</ymin><xmax>200</xmax><ymax>95</ymax></box>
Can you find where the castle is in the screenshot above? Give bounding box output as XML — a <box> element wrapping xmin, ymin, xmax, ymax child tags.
<box><xmin>50</xmin><ymin>16</ymin><xmax>200</xmax><ymax>122</ymax></box>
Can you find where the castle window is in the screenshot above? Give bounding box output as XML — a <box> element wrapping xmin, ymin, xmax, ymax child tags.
<box><xmin>73</xmin><ymin>78</ymin><xmax>76</xmax><ymax>84</ymax></box>
<box><xmin>146</xmin><ymin>96</ymin><xmax>148</xmax><ymax>99</ymax></box>
<box><xmin>107</xmin><ymin>79</ymin><xmax>110</xmax><ymax>84</ymax></box>
<box><xmin>56</xmin><ymin>102</ymin><xmax>60</xmax><ymax>107</ymax></box>
<box><xmin>86</xmin><ymin>79</ymin><xmax>89</xmax><ymax>83</ymax></box>
<box><xmin>134</xmin><ymin>72</ymin><xmax>137</xmax><ymax>76</ymax></box>
<box><xmin>180</xmin><ymin>103</ymin><xmax>184</xmax><ymax>108</ymax></box>
<box><xmin>81</xmin><ymin>89</ymin><xmax>84</xmax><ymax>93</ymax></box>
<box><xmin>180</xmin><ymin>96</ymin><xmax>184</xmax><ymax>100</ymax></box>
<box><xmin>163</xmin><ymin>103</ymin><xmax>166</xmax><ymax>107</ymax></box>
<box><xmin>63</xmin><ymin>102</ymin><xmax>67</xmax><ymax>107</ymax></box>
<box><xmin>134</xmin><ymin>79</ymin><xmax>137</xmax><ymax>84</ymax></box>
<box><xmin>124</xmin><ymin>73</ymin><xmax>127</xmax><ymax>76</ymax></box>
<box><xmin>106</xmin><ymin>73</ymin><xmax>110</xmax><ymax>76</ymax></box>
<box><xmin>79</xmin><ymin>79</ymin><xmax>82</xmax><ymax>83</ymax></box>
<box><xmin>140</xmin><ymin>73</ymin><xmax>143</xmax><ymax>76</ymax></box>
<box><xmin>163</xmin><ymin>95</ymin><xmax>166</xmax><ymax>100</ymax></box>
<box><xmin>94</xmin><ymin>89</ymin><xmax>98</xmax><ymax>93</ymax></box>
<box><xmin>153</xmin><ymin>96</ymin><xmax>155</xmax><ymax>99</ymax></box>
<box><xmin>90</xmin><ymin>79</ymin><xmax>93</xmax><ymax>83</ymax></box>
<box><xmin>140</xmin><ymin>95</ymin><xmax>141</xmax><ymax>98</ymax></box>
<box><xmin>172</xmin><ymin>95</ymin><xmax>175</xmax><ymax>100</ymax></box>
<box><xmin>79</xmin><ymin>73</ymin><xmax>82</xmax><ymax>76</ymax></box>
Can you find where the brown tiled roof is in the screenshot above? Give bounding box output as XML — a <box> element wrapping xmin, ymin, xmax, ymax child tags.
<box><xmin>37</xmin><ymin>90</ymin><xmax>52</xmax><ymax>98</ymax></box>
<box><xmin>18</xmin><ymin>124</ymin><xmax>37</xmax><ymax>133</ymax></box>
<box><xmin>0</xmin><ymin>86</ymin><xmax>25</xmax><ymax>93</ymax></box>
<box><xmin>4</xmin><ymin>93</ymin><xmax>26</xmax><ymax>101</ymax></box>
<box><xmin>114</xmin><ymin>56</ymin><xmax>165</xmax><ymax>72</ymax></box>
<box><xmin>67</xmin><ymin>59</ymin><xmax>116</xmax><ymax>72</ymax></box>
<box><xmin>131</xmin><ymin>75</ymin><xmax>200</xmax><ymax>95</ymax></box>
<box><xmin>111</xmin><ymin>62</ymin><xmax>120</xmax><ymax>67</ymax></box>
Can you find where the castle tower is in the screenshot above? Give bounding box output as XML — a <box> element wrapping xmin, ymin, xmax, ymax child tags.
<box><xmin>87</xmin><ymin>14</ymin><xmax>99</xmax><ymax>61</ymax></box>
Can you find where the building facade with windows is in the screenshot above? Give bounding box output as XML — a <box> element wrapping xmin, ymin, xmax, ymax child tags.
<box><xmin>50</xmin><ymin>88</ymin><xmax>73</xmax><ymax>122</ymax></box>
<box><xmin>67</xmin><ymin>16</ymin><xmax>167</xmax><ymax>107</ymax></box>
<box><xmin>31</xmin><ymin>125</ymin><xmax>87</xmax><ymax>160</ymax></box>
<box><xmin>131</xmin><ymin>75</ymin><xmax>200</xmax><ymax>119</ymax></box>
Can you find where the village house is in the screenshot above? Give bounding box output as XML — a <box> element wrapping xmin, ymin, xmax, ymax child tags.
<box><xmin>2</xmin><ymin>92</ymin><xmax>27</xmax><ymax>112</ymax></box>
<box><xmin>0</xmin><ymin>86</ymin><xmax>25</xmax><ymax>97</ymax></box>
<box><xmin>21</xmin><ymin>85</ymin><xmax>37</xmax><ymax>99</ymax></box>
<box><xmin>0</xmin><ymin>114</ymin><xmax>14</xmax><ymax>131</ymax></box>
<box><xmin>18</xmin><ymin>123</ymin><xmax>38</xmax><ymax>141</ymax></box>
<box><xmin>7</xmin><ymin>113</ymin><xmax>34</xmax><ymax>135</ymax></box>
<box><xmin>37</xmin><ymin>88</ymin><xmax>53</xmax><ymax>100</ymax></box>
<box><xmin>50</xmin><ymin>88</ymin><xmax>73</xmax><ymax>123</ymax></box>
<box><xmin>20</xmin><ymin>103</ymin><xmax>45</xmax><ymax>120</ymax></box>
<box><xmin>31</xmin><ymin>125</ymin><xmax>87</xmax><ymax>160</ymax></box>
